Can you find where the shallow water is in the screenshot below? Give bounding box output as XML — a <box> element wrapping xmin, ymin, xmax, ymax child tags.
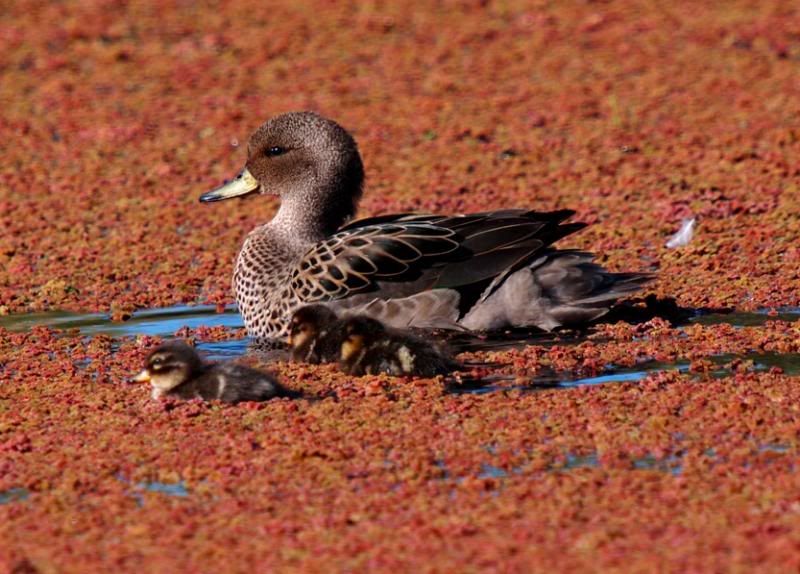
<box><xmin>137</xmin><ymin>480</ymin><xmax>189</xmax><ymax>498</ymax></box>
<box><xmin>561</xmin><ymin>452</ymin><xmax>683</xmax><ymax>474</ymax></box>
<box><xmin>2</xmin><ymin>304</ymin><xmax>798</xmax><ymax>340</ymax></box>
<box><xmin>759</xmin><ymin>443</ymin><xmax>791</xmax><ymax>454</ymax></box>
<box><xmin>442</xmin><ymin>448</ymin><xmax>706</xmax><ymax>481</ymax></box>
<box><xmin>0</xmin><ymin>487</ymin><xmax>29</xmax><ymax>505</ymax></box>
<box><xmin>470</xmin><ymin>441</ymin><xmax>793</xmax><ymax>479</ymax></box>
<box><xmin>115</xmin><ymin>473</ymin><xmax>190</xmax><ymax>506</ymax></box>
<box><xmin>450</xmin><ymin>351</ymin><xmax>800</xmax><ymax>394</ymax></box>
<box><xmin>193</xmin><ymin>338</ymin><xmax>252</xmax><ymax>360</ymax></box>
<box><xmin>450</xmin><ymin>360</ymin><xmax>690</xmax><ymax>395</ymax></box>
<box><xmin>477</xmin><ymin>463</ymin><xmax>509</xmax><ymax>480</ymax></box>
<box><xmin>563</xmin><ymin>453</ymin><xmax>600</xmax><ymax>470</ymax></box>
<box><xmin>0</xmin><ymin>304</ymin><xmax>243</xmax><ymax>337</ymax></box>
<box><xmin>3</xmin><ymin>304</ymin><xmax>800</xmax><ymax>391</ymax></box>
<box><xmin>690</xmin><ymin>307</ymin><xmax>800</xmax><ymax>327</ymax></box>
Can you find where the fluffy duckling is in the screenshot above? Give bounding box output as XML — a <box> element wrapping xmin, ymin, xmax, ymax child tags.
<box><xmin>287</xmin><ymin>304</ymin><xmax>344</xmax><ymax>364</ymax></box>
<box><xmin>339</xmin><ymin>316</ymin><xmax>462</xmax><ymax>377</ymax></box>
<box><xmin>133</xmin><ymin>341</ymin><xmax>297</xmax><ymax>402</ymax></box>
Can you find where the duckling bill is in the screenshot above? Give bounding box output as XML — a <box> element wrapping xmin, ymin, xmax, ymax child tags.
<box><xmin>287</xmin><ymin>304</ymin><xmax>345</xmax><ymax>364</ymax></box>
<box><xmin>134</xmin><ymin>341</ymin><xmax>297</xmax><ymax>403</ymax></box>
<box><xmin>339</xmin><ymin>316</ymin><xmax>462</xmax><ymax>377</ymax></box>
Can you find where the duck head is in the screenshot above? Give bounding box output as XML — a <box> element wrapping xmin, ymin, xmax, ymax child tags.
<box><xmin>287</xmin><ymin>304</ymin><xmax>339</xmax><ymax>356</ymax></box>
<box><xmin>200</xmin><ymin>112</ymin><xmax>365</xmax><ymax>237</ymax></box>
<box><xmin>340</xmin><ymin>316</ymin><xmax>387</xmax><ymax>363</ymax></box>
<box><xmin>133</xmin><ymin>341</ymin><xmax>204</xmax><ymax>398</ymax></box>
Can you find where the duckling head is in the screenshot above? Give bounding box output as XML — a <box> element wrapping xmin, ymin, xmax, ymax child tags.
<box><xmin>287</xmin><ymin>304</ymin><xmax>339</xmax><ymax>353</ymax></box>
<box><xmin>340</xmin><ymin>316</ymin><xmax>387</xmax><ymax>363</ymax></box>
<box><xmin>200</xmin><ymin>112</ymin><xmax>364</xmax><ymax>236</ymax></box>
<box><xmin>133</xmin><ymin>341</ymin><xmax>203</xmax><ymax>398</ymax></box>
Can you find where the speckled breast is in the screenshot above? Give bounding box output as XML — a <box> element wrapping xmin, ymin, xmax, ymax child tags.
<box><xmin>233</xmin><ymin>233</ymin><xmax>303</xmax><ymax>339</ymax></box>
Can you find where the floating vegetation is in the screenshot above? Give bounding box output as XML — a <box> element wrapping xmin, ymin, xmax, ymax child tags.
<box><xmin>3</xmin><ymin>0</ymin><xmax>800</xmax><ymax>571</ymax></box>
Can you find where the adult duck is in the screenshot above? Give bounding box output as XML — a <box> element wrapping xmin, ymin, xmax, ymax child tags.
<box><xmin>200</xmin><ymin>112</ymin><xmax>650</xmax><ymax>340</ymax></box>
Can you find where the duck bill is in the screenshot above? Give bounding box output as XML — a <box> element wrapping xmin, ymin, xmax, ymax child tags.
<box><xmin>199</xmin><ymin>168</ymin><xmax>260</xmax><ymax>202</ymax></box>
<box><xmin>341</xmin><ymin>336</ymin><xmax>364</xmax><ymax>362</ymax></box>
<box><xmin>132</xmin><ymin>369</ymin><xmax>151</xmax><ymax>383</ymax></box>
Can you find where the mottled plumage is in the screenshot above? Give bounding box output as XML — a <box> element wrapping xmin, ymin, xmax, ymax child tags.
<box><xmin>133</xmin><ymin>341</ymin><xmax>296</xmax><ymax>403</ymax></box>
<box><xmin>339</xmin><ymin>316</ymin><xmax>462</xmax><ymax>377</ymax></box>
<box><xmin>287</xmin><ymin>304</ymin><xmax>344</xmax><ymax>364</ymax></box>
<box><xmin>200</xmin><ymin>112</ymin><xmax>652</xmax><ymax>340</ymax></box>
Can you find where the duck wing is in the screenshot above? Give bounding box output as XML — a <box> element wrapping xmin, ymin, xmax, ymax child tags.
<box><xmin>338</xmin><ymin>213</ymin><xmax>443</xmax><ymax>230</ymax></box>
<box><xmin>290</xmin><ymin>223</ymin><xmax>463</xmax><ymax>301</ymax></box>
<box><xmin>431</xmin><ymin>210</ymin><xmax>585</xmax><ymax>290</ymax></box>
<box><xmin>292</xmin><ymin>210</ymin><xmax>587</xmax><ymax>308</ymax></box>
<box><xmin>338</xmin><ymin>208</ymin><xmax>562</xmax><ymax>231</ymax></box>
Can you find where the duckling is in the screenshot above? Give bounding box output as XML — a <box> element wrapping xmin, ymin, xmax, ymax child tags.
<box><xmin>339</xmin><ymin>316</ymin><xmax>462</xmax><ymax>377</ymax></box>
<box><xmin>287</xmin><ymin>304</ymin><xmax>344</xmax><ymax>364</ymax></box>
<box><xmin>133</xmin><ymin>341</ymin><xmax>297</xmax><ymax>402</ymax></box>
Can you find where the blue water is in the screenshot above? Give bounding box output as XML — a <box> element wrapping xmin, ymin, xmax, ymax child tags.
<box><xmin>195</xmin><ymin>338</ymin><xmax>251</xmax><ymax>360</ymax></box>
<box><xmin>137</xmin><ymin>480</ymin><xmax>189</xmax><ymax>498</ymax></box>
<box><xmin>759</xmin><ymin>443</ymin><xmax>791</xmax><ymax>454</ymax></box>
<box><xmin>0</xmin><ymin>304</ymin><xmax>243</xmax><ymax>337</ymax></box>
<box><xmin>452</xmin><ymin>351</ymin><xmax>800</xmax><ymax>394</ymax></box>
<box><xmin>560</xmin><ymin>367</ymin><xmax>689</xmax><ymax>388</ymax></box>
<box><xmin>433</xmin><ymin>449</ymin><xmax>696</xmax><ymax>482</ymax></box>
<box><xmin>2</xmin><ymin>305</ymin><xmax>798</xmax><ymax>337</ymax></box>
<box><xmin>2</xmin><ymin>304</ymin><xmax>799</xmax><ymax>391</ymax></box>
<box><xmin>563</xmin><ymin>453</ymin><xmax>600</xmax><ymax>470</ymax></box>
<box><xmin>690</xmin><ymin>307</ymin><xmax>800</xmax><ymax>327</ymax></box>
<box><xmin>477</xmin><ymin>463</ymin><xmax>509</xmax><ymax>479</ymax></box>
<box><xmin>632</xmin><ymin>454</ymin><xmax>683</xmax><ymax>476</ymax></box>
<box><xmin>116</xmin><ymin>473</ymin><xmax>190</xmax><ymax>506</ymax></box>
<box><xmin>0</xmin><ymin>487</ymin><xmax>29</xmax><ymax>504</ymax></box>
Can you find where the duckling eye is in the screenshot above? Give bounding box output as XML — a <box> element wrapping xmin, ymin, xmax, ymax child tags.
<box><xmin>265</xmin><ymin>146</ymin><xmax>286</xmax><ymax>157</ymax></box>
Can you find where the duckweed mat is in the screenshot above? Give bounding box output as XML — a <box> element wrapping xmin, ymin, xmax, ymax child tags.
<box><xmin>2</xmin><ymin>1</ymin><xmax>800</xmax><ymax>572</ymax></box>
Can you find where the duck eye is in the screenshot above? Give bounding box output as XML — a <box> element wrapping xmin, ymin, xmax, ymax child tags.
<box><xmin>265</xmin><ymin>146</ymin><xmax>286</xmax><ymax>157</ymax></box>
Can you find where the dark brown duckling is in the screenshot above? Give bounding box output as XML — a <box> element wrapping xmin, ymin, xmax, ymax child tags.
<box><xmin>133</xmin><ymin>341</ymin><xmax>297</xmax><ymax>402</ymax></box>
<box><xmin>287</xmin><ymin>304</ymin><xmax>344</xmax><ymax>364</ymax></box>
<box><xmin>339</xmin><ymin>316</ymin><xmax>462</xmax><ymax>377</ymax></box>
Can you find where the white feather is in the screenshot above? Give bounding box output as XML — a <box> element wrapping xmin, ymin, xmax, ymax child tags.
<box><xmin>666</xmin><ymin>218</ymin><xmax>696</xmax><ymax>249</ymax></box>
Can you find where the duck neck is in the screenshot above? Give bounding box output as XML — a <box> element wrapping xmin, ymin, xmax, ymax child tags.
<box><xmin>269</xmin><ymin>182</ymin><xmax>360</xmax><ymax>245</ymax></box>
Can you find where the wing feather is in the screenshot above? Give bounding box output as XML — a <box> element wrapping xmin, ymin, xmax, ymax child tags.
<box><xmin>291</xmin><ymin>223</ymin><xmax>463</xmax><ymax>301</ymax></box>
<box><xmin>292</xmin><ymin>209</ymin><xmax>589</xmax><ymax>309</ymax></box>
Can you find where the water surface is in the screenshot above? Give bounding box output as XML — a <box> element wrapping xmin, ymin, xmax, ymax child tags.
<box><xmin>3</xmin><ymin>304</ymin><xmax>799</xmax><ymax>392</ymax></box>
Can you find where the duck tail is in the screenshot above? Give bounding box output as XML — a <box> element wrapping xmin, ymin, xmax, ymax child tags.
<box><xmin>460</xmin><ymin>250</ymin><xmax>654</xmax><ymax>331</ymax></box>
<box><xmin>530</xmin><ymin>251</ymin><xmax>654</xmax><ymax>327</ymax></box>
